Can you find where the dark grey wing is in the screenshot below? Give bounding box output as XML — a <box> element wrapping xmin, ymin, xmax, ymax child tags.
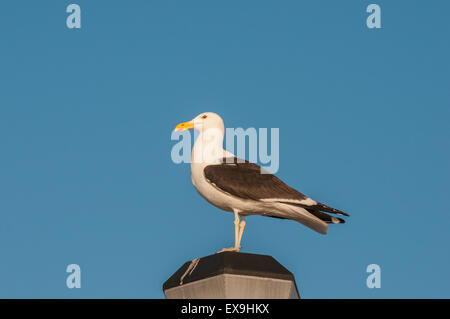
<box><xmin>204</xmin><ymin>157</ymin><xmax>348</xmax><ymax>218</ymax></box>
<box><xmin>204</xmin><ymin>157</ymin><xmax>308</xmax><ymax>201</ymax></box>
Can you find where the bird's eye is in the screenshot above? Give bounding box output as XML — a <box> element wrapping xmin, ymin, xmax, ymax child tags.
<box><xmin>201</xmin><ymin>115</ymin><xmax>207</xmax><ymax>119</ymax></box>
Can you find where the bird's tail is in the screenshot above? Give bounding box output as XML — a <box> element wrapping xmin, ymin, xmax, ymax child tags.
<box><xmin>276</xmin><ymin>203</ymin><xmax>329</xmax><ymax>235</ymax></box>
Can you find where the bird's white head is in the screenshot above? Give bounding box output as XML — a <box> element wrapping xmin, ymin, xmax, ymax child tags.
<box><xmin>175</xmin><ymin>112</ymin><xmax>224</xmax><ymax>134</ymax></box>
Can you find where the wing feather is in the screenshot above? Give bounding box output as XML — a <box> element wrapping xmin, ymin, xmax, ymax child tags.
<box><xmin>203</xmin><ymin>157</ymin><xmax>348</xmax><ymax>217</ymax></box>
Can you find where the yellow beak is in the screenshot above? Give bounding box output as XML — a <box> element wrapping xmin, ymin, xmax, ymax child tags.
<box><xmin>174</xmin><ymin>120</ymin><xmax>194</xmax><ymax>132</ymax></box>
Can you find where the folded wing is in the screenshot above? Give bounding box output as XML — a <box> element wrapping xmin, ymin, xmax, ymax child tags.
<box><xmin>203</xmin><ymin>157</ymin><xmax>348</xmax><ymax>225</ymax></box>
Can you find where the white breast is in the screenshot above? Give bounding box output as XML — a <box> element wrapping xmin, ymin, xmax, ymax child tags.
<box><xmin>189</xmin><ymin>129</ymin><xmax>266</xmax><ymax>214</ymax></box>
<box><xmin>190</xmin><ymin>162</ymin><xmax>235</xmax><ymax>212</ymax></box>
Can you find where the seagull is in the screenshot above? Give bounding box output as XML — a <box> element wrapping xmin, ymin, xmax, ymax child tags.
<box><xmin>174</xmin><ymin>112</ymin><xmax>348</xmax><ymax>253</ymax></box>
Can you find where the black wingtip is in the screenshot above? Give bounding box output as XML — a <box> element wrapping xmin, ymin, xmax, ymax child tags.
<box><xmin>335</xmin><ymin>210</ymin><xmax>349</xmax><ymax>217</ymax></box>
<box><xmin>284</xmin><ymin>201</ymin><xmax>349</xmax><ymax>217</ymax></box>
<box><xmin>317</xmin><ymin>203</ymin><xmax>349</xmax><ymax>217</ymax></box>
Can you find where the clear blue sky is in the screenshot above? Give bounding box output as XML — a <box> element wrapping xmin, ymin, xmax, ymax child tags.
<box><xmin>0</xmin><ymin>1</ymin><xmax>449</xmax><ymax>298</ymax></box>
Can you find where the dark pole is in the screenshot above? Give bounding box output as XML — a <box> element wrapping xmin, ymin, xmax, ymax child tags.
<box><xmin>163</xmin><ymin>252</ymin><xmax>300</xmax><ymax>299</ymax></box>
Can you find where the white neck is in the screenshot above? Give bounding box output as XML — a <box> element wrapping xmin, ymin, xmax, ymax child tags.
<box><xmin>191</xmin><ymin>127</ymin><xmax>225</xmax><ymax>164</ymax></box>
